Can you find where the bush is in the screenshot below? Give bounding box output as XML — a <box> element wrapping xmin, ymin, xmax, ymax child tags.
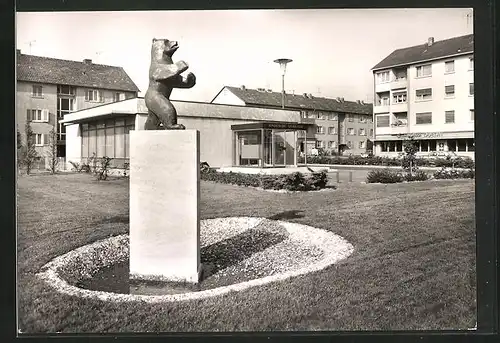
<box><xmin>403</xmin><ymin>170</ymin><xmax>429</xmax><ymax>182</ymax></box>
<box><xmin>366</xmin><ymin>169</ymin><xmax>403</xmax><ymax>184</ymax></box>
<box><xmin>433</xmin><ymin>167</ymin><xmax>475</xmax><ymax>179</ymax></box>
<box><xmin>297</xmin><ymin>154</ymin><xmax>475</xmax><ymax>169</ymax></box>
<box><xmin>200</xmin><ymin>169</ymin><xmax>329</xmax><ymax>191</ymax></box>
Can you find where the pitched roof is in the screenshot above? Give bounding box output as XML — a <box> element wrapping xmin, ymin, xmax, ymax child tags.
<box><xmin>17</xmin><ymin>52</ymin><xmax>140</xmax><ymax>92</ymax></box>
<box><xmin>214</xmin><ymin>86</ymin><xmax>373</xmax><ymax>115</ymax></box>
<box><xmin>372</xmin><ymin>34</ymin><xmax>474</xmax><ymax>71</ymax></box>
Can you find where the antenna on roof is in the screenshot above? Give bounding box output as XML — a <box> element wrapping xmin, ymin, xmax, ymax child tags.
<box><xmin>465</xmin><ymin>11</ymin><xmax>472</xmax><ymax>30</ymax></box>
<box><xmin>95</xmin><ymin>51</ymin><xmax>103</xmax><ymax>63</ymax></box>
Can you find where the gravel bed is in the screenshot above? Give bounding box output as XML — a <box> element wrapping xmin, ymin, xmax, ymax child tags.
<box><xmin>37</xmin><ymin>217</ymin><xmax>354</xmax><ymax>303</ymax></box>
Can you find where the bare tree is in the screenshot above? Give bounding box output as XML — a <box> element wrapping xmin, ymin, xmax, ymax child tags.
<box><xmin>46</xmin><ymin>127</ymin><xmax>59</xmax><ymax>174</ymax></box>
<box><xmin>22</xmin><ymin>121</ymin><xmax>38</xmax><ymax>175</ymax></box>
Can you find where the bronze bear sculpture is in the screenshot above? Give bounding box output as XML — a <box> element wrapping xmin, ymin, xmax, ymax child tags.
<box><xmin>144</xmin><ymin>38</ymin><xmax>196</xmax><ymax>130</ymax></box>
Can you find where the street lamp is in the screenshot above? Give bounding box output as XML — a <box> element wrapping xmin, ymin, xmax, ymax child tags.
<box><xmin>273</xmin><ymin>58</ymin><xmax>293</xmax><ymax>109</ymax></box>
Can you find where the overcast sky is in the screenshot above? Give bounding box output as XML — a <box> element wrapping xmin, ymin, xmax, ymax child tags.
<box><xmin>16</xmin><ymin>8</ymin><xmax>473</xmax><ymax>103</ymax></box>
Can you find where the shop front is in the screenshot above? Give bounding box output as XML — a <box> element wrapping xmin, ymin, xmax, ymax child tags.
<box><xmin>231</xmin><ymin>122</ymin><xmax>315</xmax><ymax>167</ymax></box>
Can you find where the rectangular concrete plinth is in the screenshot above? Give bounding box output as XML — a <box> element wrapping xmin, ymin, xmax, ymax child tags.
<box><xmin>129</xmin><ymin>130</ymin><xmax>201</xmax><ymax>283</ymax></box>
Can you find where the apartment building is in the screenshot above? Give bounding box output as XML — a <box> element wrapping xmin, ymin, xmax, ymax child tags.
<box><xmin>16</xmin><ymin>49</ymin><xmax>139</xmax><ymax>160</ymax></box>
<box><xmin>371</xmin><ymin>34</ymin><xmax>474</xmax><ymax>159</ymax></box>
<box><xmin>211</xmin><ymin>86</ymin><xmax>374</xmax><ymax>156</ymax></box>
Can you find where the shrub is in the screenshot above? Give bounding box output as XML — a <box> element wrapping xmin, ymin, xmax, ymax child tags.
<box><xmin>200</xmin><ymin>169</ymin><xmax>328</xmax><ymax>191</ymax></box>
<box><xmin>433</xmin><ymin>167</ymin><xmax>475</xmax><ymax>179</ymax></box>
<box><xmin>366</xmin><ymin>169</ymin><xmax>403</xmax><ymax>184</ymax></box>
<box><xmin>403</xmin><ymin>170</ymin><xmax>429</xmax><ymax>182</ymax></box>
<box><xmin>95</xmin><ymin>156</ymin><xmax>113</xmax><ymax>181</ymax></box>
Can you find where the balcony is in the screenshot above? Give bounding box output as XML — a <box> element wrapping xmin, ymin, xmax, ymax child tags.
<box><xmin>391</xmin><ymin>77</ymin><xmax>407</xmax><ymax>90</ymax></box>
<box><xmin>391</xmin><ymin>102</ymin><xmax>408</xmax><ymax>113</ymax></box>
<box><xmin>373</xmin><ymin>104</ymin><xmax>390</xmax><ymax>114</ymax></box>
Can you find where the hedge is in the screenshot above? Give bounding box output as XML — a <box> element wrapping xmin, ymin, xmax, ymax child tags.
<box><xmin>201</xmin><ymin>169</ymin><xmax>329</xmax><ymax>191</ymax></box>
<box><xmin>298</xmin><ymin>155</ymin><xmax>475</xmax><ymax>169</ymax></box>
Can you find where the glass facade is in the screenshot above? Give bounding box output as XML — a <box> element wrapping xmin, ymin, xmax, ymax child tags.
<box><xmin>81</xmin><ymin>116</ymin><xmax>135</xmax><ymax>168</ymax></box>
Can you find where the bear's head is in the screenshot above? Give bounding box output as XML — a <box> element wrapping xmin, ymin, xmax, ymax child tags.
<box><xmin>151</xmin><ymin>38</ymin><xmax>179</xmax><ymax>58</ymax></box>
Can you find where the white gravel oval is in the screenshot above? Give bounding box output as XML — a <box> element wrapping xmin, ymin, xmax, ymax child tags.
<box><xmin>36</xmin><ymin>217</ymin><xmax>354</xmax><ymax>303</ymax></box>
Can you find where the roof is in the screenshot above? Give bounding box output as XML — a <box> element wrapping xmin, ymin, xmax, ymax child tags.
<box><xmin>213</xmin><ymin>86</ymin><xmax>373</xmax><ymax>115</ymax></box>
<box><xmin>17</xmin><ymin>52</ymin><xmax>140</xmax><ymax>92</ymax></box>
<box><xmin>372</xmin><ymin>34</ymin><xmax>473</xmax><ymax>71</ymax></box>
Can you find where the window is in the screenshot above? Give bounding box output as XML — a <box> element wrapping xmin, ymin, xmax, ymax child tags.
<box><xmin>359</xmin><ymin>116</ymin><xmax>366</xmax><ymax>123</ymax></box>
<box><xmin>457</xmin><ymin>139</ymin><xmax>467</xmax><ymax>152</ymax></box>
<box><xmin>57</xmin><ymin>85</ymin><xmax>76</xmax><ymax>95</ymax></box>
<box><xmin>467</xmin><ymin>139</ymin><xmax>475</xmax><ymax>151</ymax></box>
<box><xmin>113</xmin><ymin>92</ymin><xmax>125</xmax><ymax>102</ymax></box>
<box><xmin>469</xmin><ymin>57</ymin><xmax>474</xmax><ymax>70</ymax></box>
<box><xmin>328</xmin><ymin>113</ymin><xmax>338</xmax><ymax>120</ymax></box>
<box><xmin>392</xmin><ymin>91</ymin><xmax>407</xmax><ymax>104</ymax></box>
<box><xmin>445</xmin><ymin>110</ymin><xmax>455</xmax><ymax>124</ymax></box>
<box><xmin>377</xmin><ymin>71</ymin><xmax>390</xmax><ymax>83</ymax></box>
<box><xmin>316</xmin><ymin>140</ymin><xmax>324</xmax><ymax>149</ymax></box>
<box><xmin>376</xmin><ymin>115</ymin><xmax>390</xmax><ymax>128</ymax></box>
<box><xmin>370</xmin><ymin>129</ymin><xmax>374</xmax><ymax>136</ymax></box>
<box><xmin>415</xmin><ymin>112</ymin><xmax>432</xmax><ymax>125</ymax></box>
<box><xmin>307</xmin><ymin>112</ymin><xmax>318</xmax><ymax>119</ymax></box>
<box><xmin>81</xmin><ymin>116</ymin><xmax>135</xmax><ymax>160</ymax></box>
<box><xmin>444</xmin><ymin>60</ymin><xmax>455</xmax><ymax>73</ymax></box>
<box><xmin>316</xmin><ymin>126</ymin><xmax>325</xmax><ymax>134</ymax></box>
<box><xmin>32</xmin><ymin>85</ymin><xmax>43</xmax><ymax>97</ymax></box>
<box><xmin>379</xmin><ymin>96</ymin><xmax>390</xmax><ymax>106</ymax></box>
<box><xmin>347</xmin><ymin>114</ymin><xmax>354</xmax><ymax>122</ymax></box>
<box><xmin>415</xmin><ymin>88</ymin><xmax>432</xmax><ymax>101</ymax></box>
<box><xmin>359</xmin><ymin>141</ymin><xmax>366</xmax><ymax>149</ymax></box>
<box><xmin>416</xmin><ymin>64</ymin><xmax>432</xmax><ymax>77</ymax></box>
<box><xmin>317</xmin><ymin>112</ymin><xmax>327</xmax><ymax>120</ymax></box>
<box><xmin>347</xmin><ymin>128</ymin><xmax>355</xmax><ymax>135</ymax></box>
<box><xmin>347</xmin><ymin>141</ymin><xmax>352</xmax><ymax>149</ymax></box>
<box><xmin>300</xmin><ymin>111</ymin><xmax>307</xmax><ymax>118</ymax></box>
<box><xmin>327</xmin><ymin>141</ymin><xmax>336</xmax><ymax>149</ymax></box>
<box><xmin>359</xmin><ymin>128</ymin><xmax>366</xmax><ymax>136</ymax></box>
<box><xmin>445</xmin><ymin>85</ymin><xmax>455</xmax><ymax>98</ymax></box>
<box><xmin>34</xmin><ymin>133</ymin><xmax>44</xmax><ymax>146</ymax></box>
<box><xmin>470</xmin><ymin>109</ymin><xmax>474</xmax><ymax>121</ymax></box>
<box><xmin>85</xmin><ymin>89</ymin><xmax>104</xmax><ymax>102</ymax></box>
<box><xmin>328</xmin><ymin>127</ymin><xmax>336</xmax><ymax>135</ymax></box>
<box><xmin>448</xmin><ymin>140</ymin><xmax>457</xmax><ymax>152</ymax></box>
<box><xmin>421</xmin><ymin>141</ymin><xmax>429</xmax><ymax>152</ymax></box>
<box><xmin>438</xmin><ymin>142</ymin><xmax>445</xmax><ymax>152</ymax></box>
<box><xmin>469</xmin><ymin>83</ymin><xmax>474</xmax><ymax>96</ymax></box>
<box><xmin>27</xmin><ymin>109</ymin><xmax>49</xmax><ymax>122</ymax></box>
<box><xmin>429</xmin><ymin>140</ymin><xmax>437</xmax><ymax>151</ymax></box>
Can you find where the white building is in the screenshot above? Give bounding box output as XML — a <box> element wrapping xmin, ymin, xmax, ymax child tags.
<box><xmin>371</xmin><ymin>34</ymin><xmax>474</xmax><ymax>160</ymax></box>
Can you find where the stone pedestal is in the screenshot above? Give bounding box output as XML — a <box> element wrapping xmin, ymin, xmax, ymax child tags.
<box><xmin>129</xmin><ymin>130</ymin><xmax>201</xmax><ymax>283</ymax></box>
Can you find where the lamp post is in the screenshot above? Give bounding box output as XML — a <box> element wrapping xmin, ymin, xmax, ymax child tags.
<box><xmin>273</xmin><ymin>58</ymin><xmax>293</xmax><ymax>109</ymax></box>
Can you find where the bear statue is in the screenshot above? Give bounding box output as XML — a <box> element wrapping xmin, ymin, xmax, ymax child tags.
<box><xmin>144</xmin><ymin>38</ymin><xmax>196</xmax><ymax>130</ymax></box>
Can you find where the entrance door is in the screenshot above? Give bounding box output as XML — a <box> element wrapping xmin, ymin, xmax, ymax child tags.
<box><xmin>273</xmin><ymin>130</ymin><xmax>295</xmax><ymax>166</ymax></box>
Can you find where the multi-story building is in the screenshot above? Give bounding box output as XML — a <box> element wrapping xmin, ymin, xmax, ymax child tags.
<box><xmin>211</xmin><ymin>86</ymin><xmax>374</xmax><ymax>156</ymax></box>
<box><xmin>16</xmin><ymin>49</ymin><xmax>140</xmax><ymax>161</ymax></box>
<box><xmin>371</xmin><ymin>34</ymin><xmax>474</xmax><ymax>159</ymax></box>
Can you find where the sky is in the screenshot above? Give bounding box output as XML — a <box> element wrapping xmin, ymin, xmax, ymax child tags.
<box><xmin>16</xmin><ymin>8</ymin><xmax>473</xmax><ymax>103</ymax></box>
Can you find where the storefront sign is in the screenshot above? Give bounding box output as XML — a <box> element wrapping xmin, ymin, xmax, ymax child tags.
<box><xmin>264</xmin><ymin>122</ymin><xmax>310</xmax><ymax>130</ymax></box>
<box><xmin>396</xmin><ymin>132</ymin><xmax>443</xmax><ymax>139</ymax></box>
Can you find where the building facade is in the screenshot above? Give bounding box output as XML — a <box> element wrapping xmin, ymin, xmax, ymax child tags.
<box><xmin>371</xmin><ymin>34</ymin><xmax>474</xmax><ymax>159</ymax></box>
<box><xmin>62</xmin><ymin>98</ymin><xmax>317</xmax><ymax>169</ymax></box>
<box><xmin>16</xmin><ymin>50</ymin><xmax>139</xmax><ymax>163</ymax></box>
<box><xmin>211</xmin><ymin>86</ymin><xmax>374</xmax><ymax>156</ymax></box>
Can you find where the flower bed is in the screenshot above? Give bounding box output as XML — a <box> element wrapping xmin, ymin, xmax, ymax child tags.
<box><xmin>366</xmin><ymin>167</ymin><xmax>474</xmax><ymax>184</ymax></box>
<box><xmin>433</xmin><ymin>167</ymin><xmax>475</xmax><ymax>180</ymax></box>
<box><xmin>201</xmin><ymin>169</ymin><xmax>328</xmax><ymax>191</ymax></box>
<box><xmin>298</xmin><ymin>155</ymin><xmax>475</xmax><ymax>169</ymax></box>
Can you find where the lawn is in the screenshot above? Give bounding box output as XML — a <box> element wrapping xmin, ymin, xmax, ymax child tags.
<box><xmin>17</xmin><ymin>173</ymin><xmax>476</xmax><ymax>332</ymax></box>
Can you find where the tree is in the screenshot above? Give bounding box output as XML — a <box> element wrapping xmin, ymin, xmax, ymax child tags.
<box><xmin>22</xmin><ymin>121</ymin><xmax>39</xmax><ymax>175</ymax></box>
<box><xmin>402</xmin><ymin>136</ymin><xmax>419</xmax><ymax>176</ymax></box>
<box><xmin>46</xmin><ymin>127</ymin><xmax>59</xmax><ymax>174</ymax></box>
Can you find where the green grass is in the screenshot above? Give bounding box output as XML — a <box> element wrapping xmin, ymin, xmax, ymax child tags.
<box><xmin>17</xmin><ymin>173</ymin><xmax>476</xmax><ymax>332</ymax></box>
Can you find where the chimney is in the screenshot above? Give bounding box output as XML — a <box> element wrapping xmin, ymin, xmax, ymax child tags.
<box><xmin>308</xmin><ymin>93</ymin><xmax>313</xmax><ymax>99</ymax></box>
<box><xmin>240</xmin><ymin>85</ymin><xmax>246</xmax><ymax>90</ymax></box>
<box><xmin>267</xmin><ymin>89</ymin><xmax>272</xmax><ymax>92</ymax></box>
<box><xmin>336</xmin><ymin>97</ymin><xmax>341</xmax><ymax>102</ymax></box>
<box><xmin>356</xmin><ymin>100</ymin><xmax>361</xmax><ymax>104</ymax></box>
<box><xmin>303</xmin><ymin>93</ymin><xmax>308</xmax><ymax>98</ymax></box>
<box><xmin>427</xmin><ymin>37</ymin><xmax>434</xmax><ymax>47</ymax></box>
<box><xmin>341</xmin><ymin>97</ymin><xmax>345</xmax><ymax>103</ymax></box>
<box><xmin>83</xmin><ymin>59</ymin><xmax>92</xmax><ymax>64</ymax></box>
